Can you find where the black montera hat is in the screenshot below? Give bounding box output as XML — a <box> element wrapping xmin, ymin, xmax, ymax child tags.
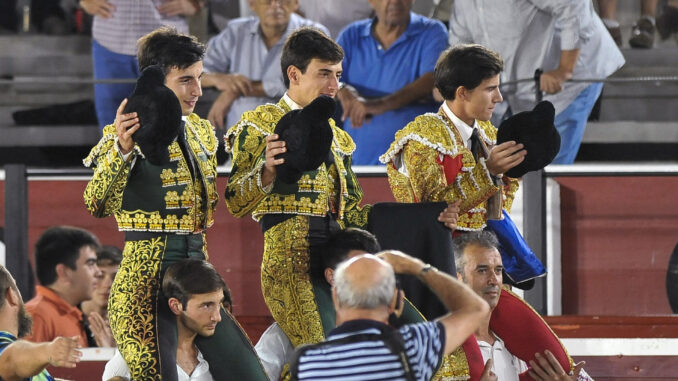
<box><xmin>497</xmin><ymin>101</ymin><xmax>560</xmax><ymax>178</ymax></box>
<box><xmin>273</xmin><ymin>96</ymin><xmax>336</xmax><ymax>184</ymax></box>
<box><xmin>123</xmin><ymin>65</ymin><xmax>182</xmax><ymax>165</ymax></box>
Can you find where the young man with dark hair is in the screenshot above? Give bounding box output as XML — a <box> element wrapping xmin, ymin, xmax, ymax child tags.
<box><xmin>84</xmin><ymin>27</ymin><xmax>267</xmax><ymax>380</ymax></box>
<box><xmin>103</xmin><ymin>259</ymin><xmax>234</xmax><ymax>381</ymax></box>
<box><xmin>25</xmin><ymin>226</ymin><xmax>101</xmax><ymax>347</ymax></box>
<box><xmin>225</xmin><ymin>26</ymin><xmax>371</xmax><ymax>351</ymax></box>
<box><xmin>381</xmin><ymin>44</ymin><xmax>525</xmax><ymax>234</ymax></box>
<box><xmin>0</xmin><ymin>265</ymin><xmax>83</xmax><ymax>381</ymax></box>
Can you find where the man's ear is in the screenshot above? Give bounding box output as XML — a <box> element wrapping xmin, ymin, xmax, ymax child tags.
<box><xmin>456</xmin><ymin>272</ymin><xmax>464</xmax><ymax>281</ymax></box>
<box><xmin>331</xmin><ymin>286</ymin><xmax>339</xmax><ymax>309</ymax></box>
<box><xmin>388</xmin><ymin>288</ymin><xmax>399</xmax><ymax>313</ymax></box>
<box><xmin>287</xmin><ymin>65</ymin><xmax>300</xmax><ymax>85</ymax></box>
<box><xmin>4</xmin><ymin>287</ymin><xmax>20</xmax><ymax>308</ymax></box>
<box><xmin>168</xmin><ymin>297</ymin><xmax>183</xmax><ymax>316</ymax></box>
<box><xmin>324</xmin><ymin>268</ymin><xmax>334</xmax><ymax>286</ymax></box>
<box><xmin>55</xmin><ymin>263</ymin><xmax>71</xmax><ymax>282</ymax></box>
<box><xmin>456</xmin><ymin>85</ymin><xmax>468</xmax><ymax>101</ymax></box>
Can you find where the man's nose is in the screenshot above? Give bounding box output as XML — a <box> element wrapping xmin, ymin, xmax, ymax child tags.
<box><xmin>495</xmin><ymin>87</ymin><xmax>503</xmax><ymax>103</ymax></box>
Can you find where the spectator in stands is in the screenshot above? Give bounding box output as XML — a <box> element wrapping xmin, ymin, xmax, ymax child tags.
<box><xmin>297</xmin><ymin>0</ymin><xmax>373</xmax><ymax>38</ymax></box>
<box><xmin>291</xmin><ymin>250</ymin><xmax>488</xmax><ymax>380</ymax></box>
<box><xmin>25</xmin><ymin>226</ymin><xmax>101</xmax><ymax>348</ymax></box>
<box><xmin>597</xmin><ymin>0</ymin><xmax>659</xmax><ymax>48</ymax></box>
<box><xmin>102</xmin><ymin>259</ymin><xmax>231</xmax><ymax>381</ymax></box>
<box><xmin>0</xmin><ymin>264</ymin><xmax>83</xmax><ymax>381</ymax></box>
<box><xmin>201</xmin><ymin>0</ymin><xmax>328</xmax><ymax>131</ymax></box>
<box><xmin>79</xmin><ymin>0</ymin><xmax>204</xmax><ymax>129</ymax></box>
<box><xmin>449</xmin><ymin>0</ymin><xmax>625</xmax><ymax>164</ymax></box>
<box><xmin>336</xmin><ymin>0</ymin><xmax>448</xmax><ymax>165</ymax></box>
<box><xmin>255</xmin><ymin>227</ymin><xmax>380</xmax><ymax>381</ymax></box>
<box><xmin>452</xmin><ymin>231</ymin><xmax>592</xmax><ymax>381</ymax></box>
<box><xmin>80</xmin><ymin>245</ymin><xmax>121</xmax><ymax>347</ymax></box>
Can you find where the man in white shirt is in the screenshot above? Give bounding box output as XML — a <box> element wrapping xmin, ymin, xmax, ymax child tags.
<box><xmin>102</xmin><ymin>259</ymin><xmax>232</xmax><ymax>381</ymax></box>
<box><xmin>454</xmin><ymin>231</ymin><xmax>592</xmax><ymax>381</ymax></box>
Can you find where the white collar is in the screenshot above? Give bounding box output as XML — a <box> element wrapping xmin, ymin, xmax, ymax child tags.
<box><xmin>442</xmin><ymin>101</ymin><xmax>478</xmax><ymax>149</ymax></box>
<box><xmin>282</xmin><ymin>93</ymin><xmax>303</xmax><ymax>110</ymax></box>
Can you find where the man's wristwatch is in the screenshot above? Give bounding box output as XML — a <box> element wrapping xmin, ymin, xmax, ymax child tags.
<box><xmin>419</xmin><ymin>264</ymin><xmax>437</xmax><ymax>276</ymax></box>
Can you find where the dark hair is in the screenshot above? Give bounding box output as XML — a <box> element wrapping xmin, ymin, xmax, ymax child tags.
<box><xmin>137</xmin><ymin>26</ymin><xmax>206</xmax><ymax>75</ymax></box>
<box><xmin>452</xmin><ymin>230</ymin><xmax>499</xmax><ymax>272</ymax></box>
<box><xmin>434</xmin><ymin>44</ymin><xmax>503</xmax><ymax>100</ymax></box>
<box><xmin>96</xmin><ymin>245</ymin><xmax>122</xmax><ymax>267</ymax></box>
<box><xmin>34</xmin><ymin>226</ymin><xmax>100</xmax><ymax>286</ymax></box>
<box><xmin>162</xmin><ymin>259</ymin><xmax>229</xmax><ymax>309</ymax></box>
<box><xmin>280</xmin><ymin>27</ymin><xmax>343</xmax><ymax>88</ymax></box>
<box><xmin>0</xmin><ymin>265</ymin><xmax>17</xmax><ymax>309</ymax></box>
<box><xmin>316</xmin><ymin>228</ymin><xmax>381</xmax><ymax>278</ymax></box>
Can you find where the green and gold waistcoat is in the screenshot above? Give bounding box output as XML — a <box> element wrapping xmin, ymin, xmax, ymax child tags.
<box><xmin>379</xmin><ymin>109</ymin><xmax>519</xmax><ymax>232</ymax></box>
<box><xmin>224</xmin><ymin>99</ymin><xmax>370</xmax><ymax>229</ymax></box>
<box><xmin>83</xmin><ymin>114</ymin><xmax>219</xmax><ymax>233</ymax></box>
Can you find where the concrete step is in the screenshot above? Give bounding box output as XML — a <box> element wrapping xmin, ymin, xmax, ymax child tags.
<box><xmin>0</xmin><ymin>35</ymin><xmax>91</xmax><ymax>56</ymax></box>
<box><xmin>597</xmin><ymin>47</ymin><xmax>678</xmax><ymax>122</ymax></box>
<box><xmin>583</xmin><ymin>121</ymin><xmax>678</xmax><ymax>143</ymax></box>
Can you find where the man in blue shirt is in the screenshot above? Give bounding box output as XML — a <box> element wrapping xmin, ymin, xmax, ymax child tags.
<box><xmin>336</xmin><ymin>0</ymin><xmax>448</xmax><ymax>165</ymax></box>
<box><xmin>0</xmin><ymin>265</ymin><xmax>81</xmax><ymax>381</ymax></box>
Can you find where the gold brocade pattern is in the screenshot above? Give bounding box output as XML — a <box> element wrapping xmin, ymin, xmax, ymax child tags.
<box><xmin>433</xmin><ymin>350</ymin><xmax>471</xmax><ymax>381</ymax></box>
<box><xmin>83</xmin><ymin>125</ymin><xmax>133</xmax><ymax>218</ymax></box>
<box><xmin>224</xmin><ymin>99</ymin><xmax>369</xmax><ymax>227</ymax></box>
<box><xmin>261</xmin><ymin>216</ymin><xmax>325</xmax><ymax>348</ymax></box>
<box><xmin>381</xmin><ymin>111</ymin><xmax>518</xmax><ymax>231</ymax></box>
<box><xmin>109</xmin><ymin>236</ymin><xmax>167</xmax><ymax>381</ymax></box>
<box><xmin>83</xmin><ymin>115</ymin><xmax>218</xmax><ymax>234</ymax></box>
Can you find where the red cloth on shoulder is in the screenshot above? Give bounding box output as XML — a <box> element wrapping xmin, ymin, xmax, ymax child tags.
<box><xmin>462</xmin><ymin>289</ymin><xmax>572</xmax><ymax>380</ymax></box>
<box><xmin>489</xmin><ymin>289</ymin><xmax>571</xmax><ymax>380</ymax></box>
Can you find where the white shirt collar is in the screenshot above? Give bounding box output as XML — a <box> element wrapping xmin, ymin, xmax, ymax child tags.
<box><xmin>282</xmin><ymin>93</ymin><xmax>303</xmax><ymax>110</ymax></box>
<box><xmin>442</xmin><ymin>101</ymin><xmax>478</xmax><ymax>149</ymax></box>
<box><xmin>177</xmin><ymin>349</ymin><xmax>213</xmax><ymax>381</ymax></box>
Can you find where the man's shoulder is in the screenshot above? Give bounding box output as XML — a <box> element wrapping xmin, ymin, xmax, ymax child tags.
<box><xmin>337</xmin><ymin>18</ymin><xmax>372</xmax><ymax>42</ymax></box>
<box><xmin>223</xmin><ymin>16</ymin><xmax>258</xmax><ymax>33</ymax></box>
<box><xmin>224</xmin><ymin>102</ymin><xmax>285</xmax><ymax>151</ymax></box>
<box><xmin>380</xmin><ymin>112</ymin><xmax>456</xmax><ymax>163</ymax></box>
<box><xmin>398</xmin><ymin>320</ymin><xmax>443</xmax><ymax>337</ymax></box>
<box><xmin>330</xmin><ymin>124</ymin><xmax>356</xmax><ymax>156</ymax></box>
<box><xmin>186</xmin><ymin>114</ymin><xmax>218</xmax><ymax>155</ymax></box>
<box><xmin>25</xmin><ymin>293</ymin><xmax>54</xmax><ymax>314</ymax></box>
<box><xmin>289</xmin><ymin>13</ymin><xmax>330</xmax><ymax>35</ymax></box>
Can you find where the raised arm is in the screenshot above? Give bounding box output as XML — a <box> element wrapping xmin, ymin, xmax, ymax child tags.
<box><xmin>377</xmin><ymin>251</ymin><xmax>488</xmax><ymax>355</ymax></box>
<box><xmin>83</xmin><ymin>99</ymin><xmax>139</xmax><ymax>217</ymax></box>
<box><xmin>0</xmin><ymin>336</ymin><xmax>82</xmax><ymax>381</ymax></box>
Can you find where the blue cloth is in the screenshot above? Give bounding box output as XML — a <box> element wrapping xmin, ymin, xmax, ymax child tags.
<box><xmin>337</xmin><ymin>13</ymin><xmax>448</xmax><ymax>165</ymax></box>
<box><xmin>92</xmin><ymin>39</ymin><xmax>140</xmax><ymax>130</ymax></box>
<box><xmin>551</xmin><ymin>82</ymin><xmax>603</xmax><ymax>164</ymax></box>
<box><xmin>485</xmin><ymin>210</ymin><xmax>546</xmax><ymax>283</ymax></box>
<box><xmin>0</xmin><ymin>331</ymin><xmax>54</xmax><ymax>381</ymax></box>
<box><xmin>203</xmin><ymin>14</ymin><xmax>329</xmax><ymax>129</ymax></box>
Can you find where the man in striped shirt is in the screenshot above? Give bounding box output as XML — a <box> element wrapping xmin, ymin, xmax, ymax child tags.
<box><xmin>292</xmin><ymin>251</ymin><xmax>489</xmax><ymax>381</ymax></box>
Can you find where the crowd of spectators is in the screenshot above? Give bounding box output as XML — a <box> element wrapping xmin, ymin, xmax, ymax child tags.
<box><xmin>5</xmin><ymin>0</ymin><xmax>673</xmax><ymax>164</ymax></box>
<box><xmin>1</xmin><ymin>1</ymin><xmax>676</xmax><ymax>381</ymax></box>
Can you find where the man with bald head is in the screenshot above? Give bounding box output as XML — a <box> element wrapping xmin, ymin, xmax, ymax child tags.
<box><xmin>291</xmin><ymin>251</ymin><xmax>488</xmax><ymax>381</ymax></box>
